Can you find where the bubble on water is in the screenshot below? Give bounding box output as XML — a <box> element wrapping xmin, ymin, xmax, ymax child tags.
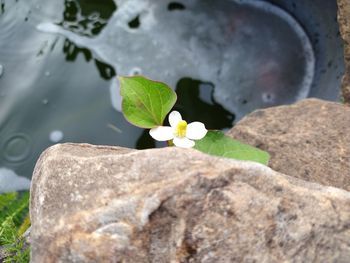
<box><xmin>44</xmin><ymin>70</ymin><xmax>51</xmax><ymax>77</ymax></box>
<box><xmin>0</xmin><ymin>167</ymin><xmax>31</xmax><ymax>193</ymax></box>
<box><xmin>42</xmin><ymin>98</ymin><xmax>49</xmax><ymax>105</ymax></box>
<box><xmin>0</xmin><ymin>64</ymin><xmax>3</xmax><ymax>78</ymax></box>
<box><xmin>49</xmin><ymin>130</ymin><xmax>64</xmax><ymax>143</ymax></box>
<box><xmin>262</xmin><ymin>92</ymin><xmax>276</xmax><ymax>104</ymax></box>
<box><xmin>129</xmin><ymin>67</ymin><xmax>142</xmax><ymax>76</ymax></box>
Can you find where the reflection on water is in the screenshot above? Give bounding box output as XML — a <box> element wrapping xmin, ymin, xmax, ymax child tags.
<box><xmin>38</xmin><ymin>0</ymin><xmax>316</xmax><ymax>120</ymax></box>
<box><xmin>0</xmin><ymin>0</ymin><xmax>344</xmax><ymax>192</ymax></box>
<box><xmin>60</xmin><ymin>0</ymin><xmax>117</xmax><ymax>80</ymax></box>
<box><xmin>0</xmin><ymin>0</ymin><xmax>136</xmax><ymax>189</ymax></box>
<box><xmin>174</xmin><ymin>78</ymin><xmax>234</xmax><ymax>130</ymax></box>
<box><xmin>136</xmin><ymin>129</ymin><xmax>155</xmax><ymax>150</ymax></box>
<box><xmin>63</xmin><ymin>38</ymin><xmax>116</xmax><ymax>79</ymax></box>
<box><xmin>59</xmin><ymin>0</ymin><xmax>116</xmax><ymax>37</ymax></box>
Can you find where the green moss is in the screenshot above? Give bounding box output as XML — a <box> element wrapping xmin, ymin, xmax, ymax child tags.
<box><xmin>0</xmin><ymin>191</ymin><xmax>30</xmax><ymax>263</ymax></box>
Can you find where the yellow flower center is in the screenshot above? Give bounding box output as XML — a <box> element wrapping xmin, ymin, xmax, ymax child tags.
<box><xmin>175</xmin><ymin>120</ymin><xmax>187</xmax><ymax>138</ymax></box>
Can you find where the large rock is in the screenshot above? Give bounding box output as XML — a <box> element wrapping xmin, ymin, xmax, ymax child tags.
<box><xmin>30</xmin><ymin>143</ymin><xmax>350</xmax><ymax>262</ymax></box>
<box><xmin>227</xmin><ymin>98</ymin><xmax>350</xmax><ymax>191</ymax></box>
<box><xmin>338</xmin><ymin>0</ymin><xmax>350</xmax><ymax>103</ymax></box>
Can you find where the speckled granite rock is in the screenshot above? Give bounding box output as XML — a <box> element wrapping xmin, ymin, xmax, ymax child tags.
<box><xmin>30</xmin><ymin>143</ymin><xmax>350</xmax><ymax>262</ymax></box>
<box><xmin>227</xmin><ymin>98</ymin><xmax>350</xmax><ymax>191</ymax></box>
<box><xmin>338</xmin><ymin>0</ymin><xmax>350</xmax><ymax>103</ymax></box>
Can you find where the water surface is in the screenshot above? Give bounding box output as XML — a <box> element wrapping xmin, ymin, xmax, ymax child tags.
<box><xmin>0</xmin><ymin>0</ymin><xmax>343</xmax><ymax>191</ymax></box>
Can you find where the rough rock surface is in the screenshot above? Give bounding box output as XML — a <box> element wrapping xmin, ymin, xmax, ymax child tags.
<box><xmin>30</xmin><ymin>143</ymin><xmax>350</xmax><ymax>263</ymax></box>
<box><xmin>228</xmin><ymin>98</ymin><xmax>350</xmax><ymax>191</ymax></box>
<box><xmin>338</xmin><ymin>0</ymin><xmax>350</xmax><ymax>103</ymax></box>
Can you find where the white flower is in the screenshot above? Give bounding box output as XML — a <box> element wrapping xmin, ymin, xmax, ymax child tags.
<box><xmin>149</xmin><ymin>111</ymin><xmax>207</xmax><ymax>148</ymax></box>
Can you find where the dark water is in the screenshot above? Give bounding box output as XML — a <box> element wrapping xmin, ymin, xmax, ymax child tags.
<box><xmin>0</xmin><ymin>0</ymin><xmax>344</xmax><ymax>191</ymax></box>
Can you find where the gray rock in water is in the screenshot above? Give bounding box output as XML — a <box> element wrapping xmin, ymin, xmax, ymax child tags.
<box><xmin>30</xmin><ymin>143</ymin><xmax>350</xmax><ymax>262</ymax></box>
<box><xmin>227</xmin><ymin>98</ymin><xmax>350</xmax><ymax>191</ymax></box>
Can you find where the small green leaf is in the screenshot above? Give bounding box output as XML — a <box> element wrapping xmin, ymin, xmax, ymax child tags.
<box><xmin>194</xmin><ymin>131</ymin><xmax>270</xmax><ymax>165</ymax></box>
<box><xmin>119</xmin><ymin>76</ymin><xmax>177</xmax><ymax>128</ymax></box>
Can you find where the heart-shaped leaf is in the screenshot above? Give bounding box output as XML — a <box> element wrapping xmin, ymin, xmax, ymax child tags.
<box><xmin>119</xmin><ymin>76</ymin><xmax>177</xmax><ymax>128</ymax></box>
<box><xmin>194</xmin><ymin>131</ymin><xmax>270</xmax><ymax>165</ymax></box>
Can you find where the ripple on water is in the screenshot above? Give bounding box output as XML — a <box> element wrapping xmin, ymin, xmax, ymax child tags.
<box><xmin>0</xmin><ymin>0</ymin><xmax>343</xmax><ymax>181</ymax></box>
<box><xmin>2</xmin><ymin>134</ymin><xmax>32</xmax><ymax>163</ymax></box>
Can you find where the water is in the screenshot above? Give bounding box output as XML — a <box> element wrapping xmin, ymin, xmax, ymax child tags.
<box><xmin>37</xmin><ymin>0</ymin><xmax>315</xmax><ymax>118</ymax></box>
<box><xmin>0</xmin><ymin>0</ymin><xmax>344</xmax><ymax>192</ymax></box>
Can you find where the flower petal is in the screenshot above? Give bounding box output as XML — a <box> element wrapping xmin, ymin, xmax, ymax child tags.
<box><xmin>149</xmin><ymin>126</ymin><xmax>174</xmax><ymax>141</ymax></box>
<box><xmin>173</xmin><ymin>137</ymin><xmax>195</xmax><ymax>148</ymax></box>
<box><xmin>169</xmin><ymin>111</ymin><xmax>182</xmax><ymax>128</ymax></box>
<box><xmin>186</xmin><ymin>122</ymin><xmax>207</xmax><ymax>140</ymax></box>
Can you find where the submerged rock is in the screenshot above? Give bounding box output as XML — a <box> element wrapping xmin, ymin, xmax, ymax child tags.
<box><xmin>228</xmin><ymin>98</ymin><xmax>350</xmax><ymax>191</ymax></box>
<box><xmin>30</xmin><ymin>143</ymin><xmax>350</xmax><ymax>262</ymax></box>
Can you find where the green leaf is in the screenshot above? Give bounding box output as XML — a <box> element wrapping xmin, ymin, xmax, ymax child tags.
<box><xmin>119</xmin><ymin>76</ymin><xmax>177</xmax><ymax>128</ymax></box>
<box><xmin>194</xmin><ymin>131</ymin><xmax>270</xmax><ymax>165</ymax></box>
